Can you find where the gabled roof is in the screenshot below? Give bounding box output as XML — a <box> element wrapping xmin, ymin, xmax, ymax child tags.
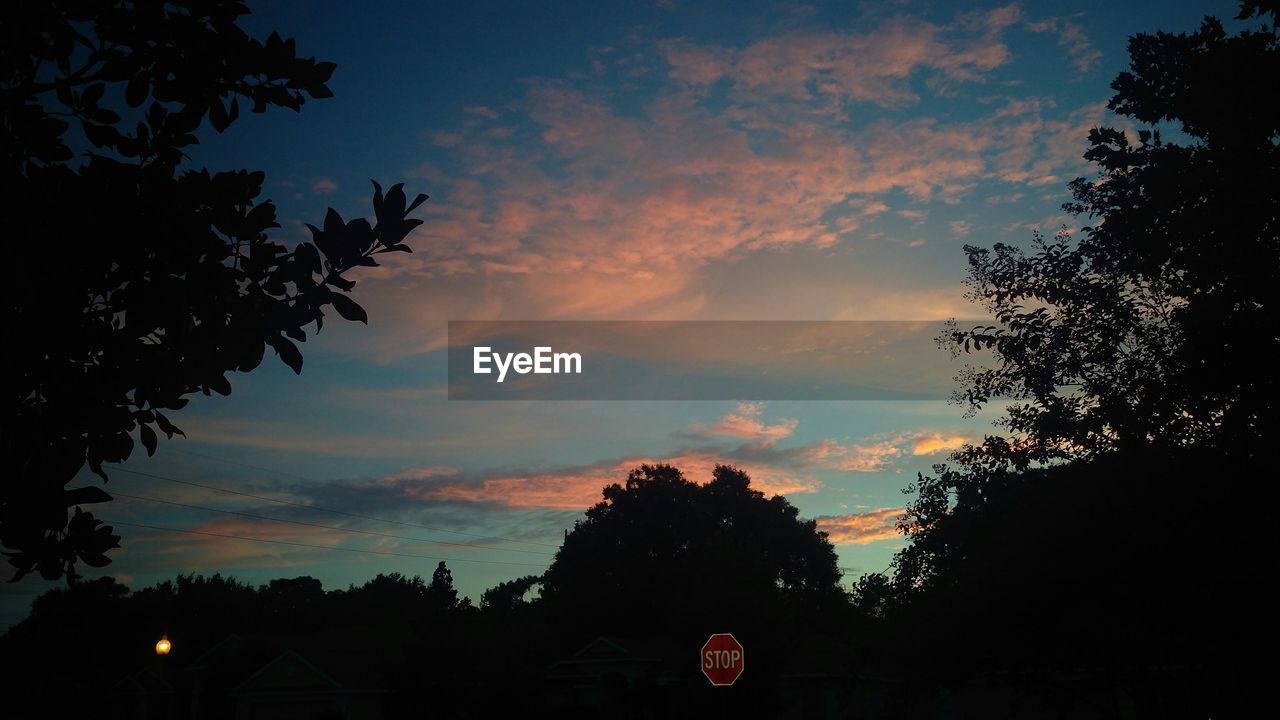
<box><xmin>188</xmin><ymin>633</ymin><xmax>245</xmax><ymax>669</ymax></box>
<box><xmin>229</xmin><ymin>649</ymin><xmax>343</xmax><ymax>696</ymax></box>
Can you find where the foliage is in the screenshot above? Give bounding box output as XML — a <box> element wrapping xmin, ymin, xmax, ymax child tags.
<box><xmin>479</xmin><ymin>574</ymin><xmax>541</xmax><ymax>611</ymax></box>
<box><xmin>937</xmin><ymin>4</ymin><xmax>1279</xmax><ymax>476</ymax></box>
<box><xmin>428</xmin><ymin>560</ymin><xmax>460</xmax><ymax>611</ymax></box>
<box><xmin>541</xmin><ymin>464</ymin><xmax>843</xmax><ymax>641</ymax></box>
<box><xmin>862</xmin><ymin>6</ymin><xmax>1278</xmax><ymax>703</ymax></box>
<box><xmin>1</xmin><ymin>0</ymin><xmax>427</xmax><ymax>582</ymax></box>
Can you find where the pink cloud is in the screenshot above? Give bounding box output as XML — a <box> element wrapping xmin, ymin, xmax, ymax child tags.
<box><xmin>464</xmin><ymin>105</ymin><xmax>500</xmax><ymax>119</ymax></box>
<box><xmin>815</xmin><ymin>508</ymin><xmax>905</xmax><ymax>545</ymax></box>
<box><xmin>414</xmin><ymin>453</ymin><xmax>819</xmax><ymax>510</ymax></box>
<box><xmin>661</xmin><ymin>15</ymin><xmax>1012</xmax><ymax>110</ymax></box>
<box><xmin>309</xmin><ymin>10</ymin><xmax>1115</xmax><ymax>361</ymax></box>
<box><xmin>700</xmin><ymin>402</ymin><xmax>798</xmax><ymax>447</ymax></box>
<box><xmin>310</xmin><ymin>177</ymin><xmax>338</xmax><ymax>194</ymax></box>
<box><xmin>126</xmin><ymin>517</ymin><xmax>343</xmax><ymax>569</ymax></box>
<box><xmin>802</xmin><ymin>438</ymin><xmax>903</xmax><ymax>472</ymax></box>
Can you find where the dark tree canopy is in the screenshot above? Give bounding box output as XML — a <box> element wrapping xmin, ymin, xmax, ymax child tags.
<box><xmin>479</xmin><ymin>574</ymin><xmax>541</xmax><ymax>612</ymax></box>
<box><xmin>541</xmin><ymin>464</ymin><xmax>843</xmax><ymax>638</ymax></box>
<box><xmin>1</xmin><ymin>0</ymin><xmax>427</xmax><ymax>582</ymax></box>
<box><xmin>939</xmin><ymin>4</ymin><xmax>1279</xmax><ymax>475</ymax></box>
<box><xmin>864</xmin><ymin>6</ymin><xmax>1278</xmax><ymax>706</ymax></box>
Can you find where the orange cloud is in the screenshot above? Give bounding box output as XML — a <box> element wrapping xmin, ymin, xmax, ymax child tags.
<box><xmin>910</xmin><ymin>433</ymin><xmax>973</xmax><ymax>456</ymax></box>
<box><xmin>701</xmin><ymin>402</ymin><xmax>798</xmax><ymax>447</ymax></box>
<box><xmin>294</xmin><ymin>9</ymin><xmax>1113</xmax><ymax>364</ymax></box>
<box><xmin>125</xmin><ymin>517</ymin><xmax>343</xmax><ymax>569</ymax></box>
<box><xmin>803</xmin><ymin>438</ymin><xmax>903</xmax><ymax>472</ymax></box>
<box><xmin>405</xmin><ymin>451</ymin><xmax>819</xmax><ymax>511</ymax></box>
<box><xmin>815</xmin><ymin>508</ymin><xmax>905</xmax><ymax>545</ymax></box>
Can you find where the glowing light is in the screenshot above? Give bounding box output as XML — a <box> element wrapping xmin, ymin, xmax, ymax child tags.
<box><xmin>155</xmin><ymin>635</ymin><xmax>171</xmax><ymax>656</ymax></box>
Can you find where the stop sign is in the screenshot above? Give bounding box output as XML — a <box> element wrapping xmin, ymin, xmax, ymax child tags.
<box><xmin>700</xmin><ymin>633</ymin><xmax>744</xmax><ymax>686</ymax></box>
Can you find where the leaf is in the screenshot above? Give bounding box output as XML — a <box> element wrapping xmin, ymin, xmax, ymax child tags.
<box><xmin>81</xmin><ymin>121</ymin><xmax>120</xmax><ymax>148</ymax></box>
<box><xmin>271</xmin><ymin>335</ymin><xmax>304</xmax><ymax>374</ymax></box>
<box><xmin>246</xmin><ymin>201</ymin><xmax>279</xmax><ymax>231</ymax></box>
<box><xmin>209</xmin><ymin>97</ymin><xmax>230</xmax><ymax>132</ymax></box>
<box><xmin>386</xmin><ymin>183</ymin><xmax>406</xmax><ymax>217</ymax></box>
<box><xmin>82</xmin><ymin>83</ymin><xmax>105</xmax><ymax>106</ymax></box>
<box><xmin>314</xmin><ymin>61</ymin><xmax>338</xmax><ymax>82</ymax></box>
<box><xmin>140</xmin><ymin>423</ymin><xmax>158</xmax><ymax>456</ymax></box>
<box><xmin>102</xmin><ymin>432</ymin><xmax>134</xmax><ymax>462</ymax></box>
<box><xmin>208</xmin><ymin>373</ymin><xmax>232</xmax><ymax>396</ymax></box>
<box><xmin>155</xmin><ymin>412</ymin><xmax>185</xmax><ymax>439</ymax></box>
<box><xmin>90</xmin><ymin>108</ymin><xmax>120</xmax><ymax>124</ymax></box>
<box><xmin>238</xmin><ymin>337</ymin><xmax>267</xmax><ymax>372</ymax></box>
<box><xmin>125</xmin><ymin>74</ymin><xmax>148</xmax><ymax>107</ymax></box>
<box><xmin>38</xmin><ymin>559</ymin><xmax>61</xmax><ymax>581</ymax></box>
<box><xmin>64</xmin><ymin>486</ymin><xmax>113</xmax><ymax>506</ymax></box>
<box><xmin>80</xmin><ymin>553</ymin><xmax>113</xmax><ymax>568</ymax></box>
<box><xmin>323</xmin><ymin>207</ymin><xmax>344</xmax><ymax>234</ymax></box>
<box><xmin>329</xmin><ymin>292</ymin><xmax>368</xmax><ymax>323</ymax></box>
<box><xmin>347</xmin><ymin>218</ymin><xmax>374</xmax><ymax>253</ymax></box>
<box><xmin>56</xmin><ymin>82</ymin><xmax>74</xmax><ymax>108</ymax></box>
<box><xmin>295</xmin><ymin>242</ymin><xmax>322</xmax><ymax>275</ymax></box>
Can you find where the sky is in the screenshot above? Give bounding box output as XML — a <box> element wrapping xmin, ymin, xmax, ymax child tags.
<box><xmin>2</xmin><ymin>0</ymin><xmax>1246</xmax><ymax>626</ymax></box>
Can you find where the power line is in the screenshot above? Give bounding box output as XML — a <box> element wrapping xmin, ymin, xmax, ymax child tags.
<box><xmin>104</xmin><ymin>465</ymin><xmax>561</xmax><ymax>549</ymax></box>
<box><xmin>110</xmin><ymin>490</ymin><xmax>555</xmax><ymax>557</ymax></box>
<box><xmin>103</xmin><ymin>520</ymin><xmax>549</xmax><ymax>568</ymax></box>
<box><xmin>169</xmin><ymin>447</ymin><xmax>317</xmax><ymax>483</ymax></box>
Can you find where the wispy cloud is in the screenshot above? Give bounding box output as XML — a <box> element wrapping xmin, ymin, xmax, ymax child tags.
<box><xmin>698</xmin><ymin>402</ymin><xmax>798</xmax><ymax>448</ymax></box>
<box><xmin>306</xmin><ymin>6</ymin><xmax>1112</xmax><ymax>360</ymax></box>
<box><xmin>815</xmin><ymin>508</ymin><xmax>905</xmax><ymax>545</ymax></box>
<box><xmin>310</xmin><ymin>177</ymin><xmax>338</xmax><ymax>194</ymax></box>
<box><xmin>910</xmin><ymin>432</ymin><xmax>972</xmax><ymax>455</ymax></box>
<box><xmin>1026</xmin><ymin>16</ymin><xmax>1102</xmax><ymax>73</ymax></box>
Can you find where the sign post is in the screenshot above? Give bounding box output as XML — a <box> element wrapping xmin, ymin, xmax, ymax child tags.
<box><xmin>700</xmin><ymin>633</ymin><xmax>745</xmax><ymax>686</ymax></box>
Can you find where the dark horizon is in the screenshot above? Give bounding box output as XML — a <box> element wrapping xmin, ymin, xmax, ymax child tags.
<box><xmin>3</xmin><ymin>0</ymin><xmax>1274</xmax><ymax>718</ymax></box>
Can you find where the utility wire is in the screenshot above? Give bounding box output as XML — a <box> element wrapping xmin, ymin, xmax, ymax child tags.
<box><xmin>169</xmin><ymin>447</ymin><xmax>317</xmax><ymax>483</ymax></box>
<box><xmin>103</xmin><ymin>520</ymin><xmax>549</xmax><ymax>568</ymax></box>
<box><xmin>110</xmin><ymin>490</ymin><xmax>555</xmax><ymax>557</ymax></box>
<box><xmin>105</xmin><ymin>464</ymin><xmax>561</xmax><ymax>549</ymax></box>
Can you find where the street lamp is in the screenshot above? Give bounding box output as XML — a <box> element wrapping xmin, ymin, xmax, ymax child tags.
<box><xmin>155</xmin><ymin>635</ymin><xmax>171</xmax><ymax>656</ymax></box>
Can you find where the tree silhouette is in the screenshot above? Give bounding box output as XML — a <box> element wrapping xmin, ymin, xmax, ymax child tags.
<box><xmin>937</xmin><ymin>2</ymin><xmax>1279</xmax><ymax>475</ymax></box>
<box><xmin>427</xmin><ymin>561</ymin><xmax>460</xmax><ymax>612</ymax></box>
<box><xmin>542</xmin><ymin>464</ymin><xmax>842</xmax><ymax>638</ymax></box>
<box><xmin>897</xmin><ymin>2</ymin><xmax>1280</xmax><ymax>576</ymax></box>
<box><xmin>861</xmin><ymin>4</ymin><xmax>1279</xmax><ymax>712</ymax></box>
<box><xmin>479</xmin><ymin>574</ymin><xmax>541</xmax><ymax>612</ymax></box>
<box><xmin>2</xmin><ymin>1</ymin><xmax>427</xmax><ymax>582</ymax></box>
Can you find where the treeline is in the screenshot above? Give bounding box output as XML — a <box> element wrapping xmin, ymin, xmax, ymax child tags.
<box><xmin>0</xmin><ymin>466</ymin><xmax>874</xmax><ymax>718</ymax></box>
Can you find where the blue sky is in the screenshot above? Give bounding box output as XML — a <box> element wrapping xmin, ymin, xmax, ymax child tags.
<box><xmin>2</xmin><ymin>0</ymin><xmax>1247</xmax><ymax>626</ymax></box>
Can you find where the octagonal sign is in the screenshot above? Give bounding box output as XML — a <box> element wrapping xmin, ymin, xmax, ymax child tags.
<box><xmin>700</xmin><ymin>633</ymin><xmax>744</xmax><ymax>686</ymax></box>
